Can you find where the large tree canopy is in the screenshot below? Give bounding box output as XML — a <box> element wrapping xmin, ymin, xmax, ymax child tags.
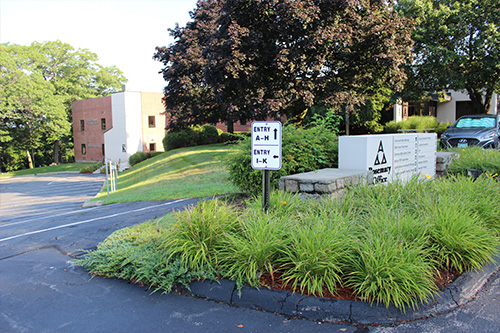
<box><xmin>155</xmin><ymin>0</ymin><xmax>413</xmax><ymax>132</ymax></box>
<box><xmin>0</xmin><ymin>41</ymin><xmax>126</xmax><ymax>171</ymax></box>
<box><xmin>398</xmin><ymin>0</ymin><xmax>500</xmax><ymax>113</ymax></box>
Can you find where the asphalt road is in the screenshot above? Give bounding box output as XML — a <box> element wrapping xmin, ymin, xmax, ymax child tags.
<box><xmin>0</xmin><ymin>173</ymin><xmax>499</xmax><ymax>332</ymax></box>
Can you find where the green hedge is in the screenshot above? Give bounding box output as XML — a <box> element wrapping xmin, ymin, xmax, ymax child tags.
<box><xmin>228</xmin><ymin>124</ymin><xmax>338</xmax><ymax>194</ymax></box>
<box><xmin>129</xmin><ymin>152</ymin><xmax>150</xmax><ymax>166</ymax></box>
<box><xmin>163</xmin><ymin>125</ymin><xmax>223</xmax><ymax>151</ymax></box>
<box><xmin>384</xmin><ymin>116</ymin><xmax>440</xmax><ymax>133</ymax></box>
<box><xmin>79</xmin><ymin>162</ymin><xmax>104</xmax><ymax>173</ymax></box>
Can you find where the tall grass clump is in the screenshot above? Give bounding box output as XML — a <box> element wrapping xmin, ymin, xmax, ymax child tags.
<box><xmin>447</xmin><ymin>146</ymin><xmax>500</xmax><ymax>176</ymax></box>
<box><xmin>424</xmin><ymin>201</ymin><xmax>499</xmax><ymax>272</ymax></box>
<box><xmin>77</xmin><ymin>167</ymin><xmax>500</xmax><ymax>311</ymax></box>
<box><xmin>346</xmin><ymin>233</ymin><xmax>436</xmax><ymax>311</ymax></box>
<box><xmin>217</xmin><ymin>212</ymin><xmax>290</xmax><ymax>287</ymax></box>
<box><xmin>345</xmin><ymin>204</ymin><xmax>437</xmax><ymax>311</ymax></box>
<box><xmin>244</xmin><ymin>190</ymin><xmax>321</xmax><ymax>217</ymax></box>
<box><xmin>279</xmin><ymin>213</ymin><xmax>355</xmax><ymax>297</ymax></box>
<box><xmin>161</xmin><ymin>199</ymin><xmax>239</xmax><ymax>272</ymax></box>
<box><xmin>432</xmin><ymin>175</ymin><xmax>500</xmax><ymax>234</ymax></box>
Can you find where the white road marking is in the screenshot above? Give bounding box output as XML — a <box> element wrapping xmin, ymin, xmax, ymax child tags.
<box><xmin>0</xmin><ymin>199</ymin><xmax>186</xmax><ymax>243</ymax></box>
<box><xmin>0</xmin><ymin>206</ymin><xmax>101</xmax><ymax>228</ymax></box>
<box><xmin>47</xmin><ymin>178</ymin><xmax>68</xmax><ymax>185</ymax></box>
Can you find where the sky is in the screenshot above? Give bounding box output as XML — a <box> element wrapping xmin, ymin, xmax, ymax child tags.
<box><xmin>0</xmin><ymin>0</ymin><xmax>199</xmax><ymax>92</ymax></box>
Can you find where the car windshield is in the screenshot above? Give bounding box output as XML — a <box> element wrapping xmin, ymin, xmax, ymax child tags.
<box><xmin>455</xmin><ymin>117</ymin><xmax>496</xmax><ymax>128</ymax></box>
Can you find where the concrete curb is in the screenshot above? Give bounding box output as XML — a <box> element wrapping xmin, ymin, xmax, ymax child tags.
<box><xmin>177</xmin><ymin>252</ymin><xmax>500</xmax><ymax>325</ymax></box>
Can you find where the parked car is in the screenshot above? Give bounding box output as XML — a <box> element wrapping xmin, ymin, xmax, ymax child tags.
<box><xmin>440</xmin><ymin>114</ymin><xmax>500</xmax><ymax>150</ymax></box>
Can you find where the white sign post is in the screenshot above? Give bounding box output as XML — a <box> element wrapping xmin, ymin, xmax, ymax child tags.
<box><xmin>251</xmin><ymin>121</ymin><xmax>282</xmax><ymax>212</ymax></box>
<box><xmin>251</xmin><ymin>121</ymin><xmax>282</xmax><ymax>170</ymax></box>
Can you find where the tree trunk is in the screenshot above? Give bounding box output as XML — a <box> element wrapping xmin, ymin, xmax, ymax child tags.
<box><xmin>468</xmin><ymin>88</ymin><xmax>488</xmax><ymax>114</ymax></box>
<box><xmin>227</xmin><ymin>120</ymin><xmax>234</xmax><ymax>134</ymax></box>
<box><xmin>53</xmin><ymin>140</ymin><xmax>60</xmax><ymax>164</ymax></box>
<box><xmin>345</xmin><ymin>110</ymin><xmax>350</xmax><ymax>136</ymax></box>
<box><xmin>483</xmin><ymin>89</ymin><xmax>493</xmax><ymax>114</ymax></box>
<box><xmin>26</xmin><ymin>150</ymin><xmax>34</xmax><ymax>169</ymax></box>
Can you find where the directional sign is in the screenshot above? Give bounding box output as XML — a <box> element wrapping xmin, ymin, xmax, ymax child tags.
<box><xmin>251</xmin><ymin>121</ymin><xmax>282</xmax><ymax>170</ymax></box>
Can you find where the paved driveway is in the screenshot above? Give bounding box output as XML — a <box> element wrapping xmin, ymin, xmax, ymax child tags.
<box><xmin>0</xmin><ymin>173</ymin><xmax>349</xmax><ymax>332</ymax></box>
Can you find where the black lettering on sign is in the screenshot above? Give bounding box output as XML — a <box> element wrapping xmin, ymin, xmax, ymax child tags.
<box><xmin>374</xmin><ymin>140</ymin><xmax>387</xmax><ymax>165</ymax></box>
<box><xmin>254</xmin><ymin>126</ymin><xmax>270</xmax><ymax>132</ymax></box>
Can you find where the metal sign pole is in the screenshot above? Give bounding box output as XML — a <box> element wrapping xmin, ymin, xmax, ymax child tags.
<box><xmin>262</xmin><ymin>170</ymin><xmax>270</xmax><ymax>213</ymax></box>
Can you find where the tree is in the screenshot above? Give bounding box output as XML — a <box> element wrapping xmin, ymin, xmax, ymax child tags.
<box><xmin>397</xmin><ymin>0</ymin><xmax>500</xmax><ymax>114</ymax></box>
<box><xmin>0</xmin><ymin>41</ymin><xmax>126</xmax><ymax>171</ymax></box>
<box><xmin>155</xmin><ymin>0</ymin><xmax>413</xmax><ymax>133</ymax></box>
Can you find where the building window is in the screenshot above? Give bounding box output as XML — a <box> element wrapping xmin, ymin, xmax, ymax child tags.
<box><xmin>102</xmin><ymin>143</ymin><xmax>105</xmax><ymax>156</ymax></box>
<box><xmin>122</xmin><ymin>144</ymin><xmax>126</xmax><ymax>152</ymax></box>
<box><xmin>149</xmin><ymin>143</ymin><xmax>156</xmax><ymax>152</ymax></box>
<box><xmin>101</xmin><ymin>118</ymin><xmax>106</xmax><ymax>130</ymax></box>
<box><xmin>81</xmin><ymin>144</ymin><xmax>86</xmax><ymax>155</ymax></box>
<box><xmin>240</xmin><ymin>120</ymin><xmax>247</xmax><ymax>126</ymax></box>
<box><xmin>148</xmin><ymin>115</ymin><xmax>156</xmax><ymax>128</ymax></box>
<box><xmin>80</xmin><ymin>120</ymin><xmax>85</xmax><ymax>131</ymax></box>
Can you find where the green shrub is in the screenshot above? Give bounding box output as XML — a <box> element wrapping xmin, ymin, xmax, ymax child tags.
<box><xmin>74</xmin><ymin>217</ymin><xmax>216</xmax><ymax>292</ymax></box>
<box><xmin>220</xmin><ymin>132</ymin><xmax>245</xmax><ymax>143</ymax></box>
<box><xmin>196</xmin><ymin>125</ymin><xmax>220</xmax><ymax>145</ymax></box>
<box><xmin>163</xmin><ymin>125</ymin><xmax>222</xmax><ymax>151</ymax></box>
<box><xmin>384</xmin><ymin>120</ymin><xmax>401</xmax><ymax>133</ymax></box>
<box><xmin>79</xmin><ymin>162</ymin><xmax>104</xmax><ymax>173</ymax></box>
<box><xmin>435</xmin><ymin>121</ymin><xmax>451</xmax><ymax>136</ymax></box>
<box><xmin>129</xmin><ymin>151</ymin><xmax>150</xmax><ymax>166</ymax></box>
<box><xmin>228</xmin><ymin>124</ymin><xmax>338</xmax><ymax>194</ymax></box>
<box><xmin>150</xmin><ymin>151</ymin><xmax>163</xmax><ymax>158</ymax></box>
<box><xmin>384</xmin><ymin>116</ymin><xmax>440</xmax><ymax>133</ymax></box>
<box><xmin>163</xmin><ymin>127</ymin><xmax>198</xmax><ymax>151</ymax></box>
<box><xmin>402</xmin><ymin>116</ymin><xmax>438</xmax><ymax>130</ymax></box>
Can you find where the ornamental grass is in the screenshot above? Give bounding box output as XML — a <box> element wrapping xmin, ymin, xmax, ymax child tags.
<box><xmin>77</xmin><ymin>175</ymin><xmax>500</xmax><ymax>311</ymax></box>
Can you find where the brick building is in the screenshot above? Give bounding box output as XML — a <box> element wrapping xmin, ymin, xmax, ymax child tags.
<box><xmin>72</xmin><ymin>91</ymin><xmax>166</xmax><ymax>169</ymax></box>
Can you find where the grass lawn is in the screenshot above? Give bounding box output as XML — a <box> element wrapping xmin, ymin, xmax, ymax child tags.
<box><xmin>93</xmin><ymin>144</ymin><xmax>240</xmax><ymax>204</ymax></box>
<box><xmin>0</xmin><ymin>162</ymin><xmax>93</xmax><ymax>177</ymax></box>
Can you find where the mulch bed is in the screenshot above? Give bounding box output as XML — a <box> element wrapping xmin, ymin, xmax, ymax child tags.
<box><xmin>258</xmin><ymin>269</ymin><xmax>461</xmax><ymax>301</ymax></box>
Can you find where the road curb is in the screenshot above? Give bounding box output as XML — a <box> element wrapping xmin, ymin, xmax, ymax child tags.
<box><xmin>177</xmin><ymin>252</ymin><xmax>500</xmax><ymax>325</ymax></box>
<box><xmin>82</xmin><ymin>200</ymin><xmax>103</xmax><ymax>208</ymax></box>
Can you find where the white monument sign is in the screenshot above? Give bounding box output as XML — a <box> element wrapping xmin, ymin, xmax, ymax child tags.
<box><xmin>251</xmin><ymin>121</ymin><xmax>282</xmax><ymax>170</ymax></box>
<box><xmin>339</xmin><ymin>133</ymin><xmax>437</xmax><ymax>183</ymax></box>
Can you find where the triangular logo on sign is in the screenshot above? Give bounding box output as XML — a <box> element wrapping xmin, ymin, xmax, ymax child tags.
<box><xmin>374</xmin><ymin>141</ymin><xmax>387</xmax><ymax>165</ymax></box>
